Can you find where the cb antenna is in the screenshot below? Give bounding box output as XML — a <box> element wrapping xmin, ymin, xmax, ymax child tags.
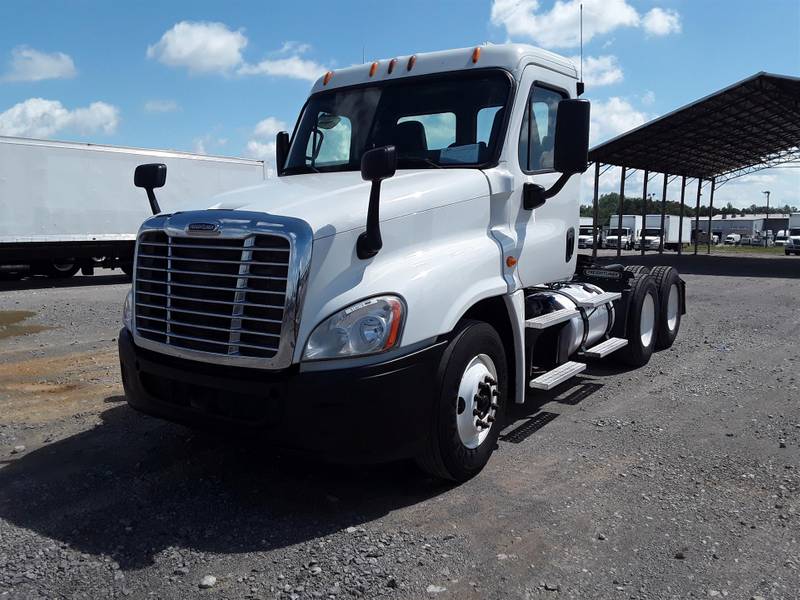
<box><xmin>578</xmin><ymin>3</ymin><xmax>585</xmax><ymax>96</ymax></box>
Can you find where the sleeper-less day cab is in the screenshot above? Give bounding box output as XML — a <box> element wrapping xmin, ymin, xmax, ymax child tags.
<box><xmin>118</xmin><ymin>44</ymin><xmax>686</xmax><ymax>481</ymax></box>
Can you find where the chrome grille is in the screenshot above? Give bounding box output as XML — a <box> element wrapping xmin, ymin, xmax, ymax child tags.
<box><xmin>134</xmin><ymin>231</ymin><xmax>291</xmax><ymax>359</ymax></box>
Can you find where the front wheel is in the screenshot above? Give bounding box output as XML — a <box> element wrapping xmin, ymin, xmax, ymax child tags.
<box><xmin>416</xmin><ymin>320</ymin><xmax>508</xmax><ymax>482</ymax></box>
<box><xmin>45</xmin><ymin>261</ymin><xmax>80</xmax><ymax>279</ymax></box>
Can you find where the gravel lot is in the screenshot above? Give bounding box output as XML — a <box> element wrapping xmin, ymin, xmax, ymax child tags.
<box><xmin>0</xmin><ymin>256</ymin><xmax>798</xmax><ymax>599</ymax></box>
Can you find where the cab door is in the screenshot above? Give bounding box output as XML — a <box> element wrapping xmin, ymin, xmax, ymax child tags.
<box><xmin>508</xmin><ymin>67</ymin><xmax>580</xmax><ymax>287</ymax></box>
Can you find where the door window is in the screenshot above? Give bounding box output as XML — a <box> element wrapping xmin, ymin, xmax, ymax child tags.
<box><xmin>518</xmin><ymin>86</ymin><xmax>564</xmax><ymax>173</ymax></box>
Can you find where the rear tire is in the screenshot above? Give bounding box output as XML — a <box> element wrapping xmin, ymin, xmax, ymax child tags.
<box><xmin>624</xmin><ymin>265</ymin><xmax>650</xmax><ymax>276</ymax></box>
<box><xmin>649</xmin><ymin>266</ymin><xmax>682</xmax><ymax>350</ymax></box>
<box><xmin>618</xmin><ymin>274</ymin><xmax>659</xmax><ymax>367</ymax></box>
<box><xmin>45</xmin><ymin>262</ymin><xmax>80</xmax><ymax>279</ymax></box>
<box><xmin>416</xmin><ymin>320</ymin><xmax>507</xmax><ymax>482</ymax></box>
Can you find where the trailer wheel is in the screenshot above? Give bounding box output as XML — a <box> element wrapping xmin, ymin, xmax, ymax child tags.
<box><xmin>416</xmin><ymin>320</ymin><xmax>507</xmax><ymax>482</ymax></box>
<box><xmin>649</xmin><ymin>266</ymin><xmax>682</xmax><ymax>350</ymax></box>
<box><xmin>624</xmin><ymin>265</ymin><xmax>650</xmax><ymax>276</ymax></box>
<box><xmin>618</xmin><ymin>274</ymin><xmax>659</xmax><ymax>367</ymax></box>
<box><xmin>45</xmin><ymin>262</ymin><xmax>80</xmax><ymax>279</ymax></box>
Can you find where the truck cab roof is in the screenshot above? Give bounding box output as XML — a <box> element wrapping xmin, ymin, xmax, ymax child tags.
<box><xmin>310</xmin><ymin>43</ymin><xmax>577</xmax><ymax>93</ymax></box>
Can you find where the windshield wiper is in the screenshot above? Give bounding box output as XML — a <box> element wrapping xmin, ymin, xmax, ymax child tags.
<box><xmin>397</xmin><ymin>156</ymin><xmax>443</xmax><ymax>169</ymax></box>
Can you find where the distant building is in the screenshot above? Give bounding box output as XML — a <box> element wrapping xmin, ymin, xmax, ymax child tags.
<box><xmin>692</xmin><ymin>213</ymin><xmax>789</xmax><ymax>239</ymax></box>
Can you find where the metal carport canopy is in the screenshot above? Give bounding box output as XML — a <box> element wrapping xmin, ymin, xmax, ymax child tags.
<box><xmin>588</xmin><ymin>72</ymin><xmax>800</xmax><ymax>182</ymax></box>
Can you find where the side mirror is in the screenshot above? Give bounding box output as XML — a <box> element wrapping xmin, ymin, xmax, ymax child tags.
<box><xmin>553</xmin><ymin>99</ymin><xmax>590</xmax><ymax>175</ymax></box>
<box><xmin>357</xmin><ymin>146</ymin><xmax>397</xmax><ymax>259</ymax></box>
<box><xmin>361</xmin><ymin>145</ymin><xmax>397</xmax><ymax>182</ymax></box>
<box><xmin>134</xmin><ymin>163</ymin><xmax>167</xmax><ymax>215</ymax></box>
<box><xmin>275</xmin><ymin>131</ymin><xmax>289</xmax><ymax>176</ymax></box>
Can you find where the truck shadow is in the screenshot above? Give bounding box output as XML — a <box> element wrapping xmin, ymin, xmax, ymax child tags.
<box><xmin>0</xmin><ymin>272</ymin><xmax>130</xmax><ymax>292</ymax></box>
<box><xmin>0</xmin><ymin>403</ymin><xmax>451</xmax><ymax>570</ymax></box>
<box><xmin>593</xmin><ymin>253</ymin><xmax>800</xmax><ymax>279</ymax></box>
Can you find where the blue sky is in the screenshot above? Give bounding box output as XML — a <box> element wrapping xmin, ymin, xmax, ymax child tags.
<box><xmin>0</xmin><ymin>0</ymin><xmax>798</xmax><ymax>207</ymax></box>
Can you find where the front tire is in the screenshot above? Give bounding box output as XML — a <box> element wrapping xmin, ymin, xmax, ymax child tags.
<box><xmin>45</xmin><ymin>261</ymin><xmax>80</xmax><ymax>279</ymax></box>
<box><xmin>416</xmin><ymin>320</ymin><xmax>508</xmax><ymax>482</ymax></box>
<box><xmin>618</xmin><ymin>274</ymin><xmax>659</xmax><ymax>367</ymax></box>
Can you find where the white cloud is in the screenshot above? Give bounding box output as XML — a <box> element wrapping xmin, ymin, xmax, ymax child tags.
<box><xmin>4</xmin><ymin>46</ymin><xmax>76</xmax><ymax>82</ymax></box>
<box><xmin>147</xmin><ymin>21</ymin><xmax>247</xmax><ymax>74</ymax></box>
<box><xmin>640</xmin><ymin>90</ymin><xmax>656</xmax><ymax>106</ymax></box>
<box><xmin>490</xmin><ymin>0</ymin><xmax>680</xmax><ymax>48</ymax></box>
<box><xmin>237</xmin><ymin>55</ymin><xmax>326</xmax><ymax>81</ymax></box>
<box><xmin>276</xmin><ymin>41</ymin><xmax>311</xmax><ymax>55</ymax></box>
<box><xmin>253</xmin><ymin>116</ymin><xmax>287</xmax><ymax>138</ymax></box>
<box><xmin>144</xmin><ymin>99</ymin><xmax>180</xmax><ymax>113</ymax></box>
<box><xmin>570</xmin><ymin>54</ymin><xmax>623</xmax><ymax>86</ymax></box>
<box><xmin>590</xmin><ymin>96</ymin><xmax>649</xmax><ymax>145</ymax></box>
<box><xmin>192</xmin><ymin>134</ymin><xmax>227</xmax><ymax>155</ymax></box>
<box><xmin>0</xmin><ymin>98</ymin><xmax>119</xmax><ymax>138</ymax></box>
<box><xmin>246</xmin><ymin>139</ymin><xmax>276</xmax><ymax>160</ymax></box>
<box><xmin>642</xmin><ymin>8</ymin><xmax>682</xmax><ymax>36</ymax></box>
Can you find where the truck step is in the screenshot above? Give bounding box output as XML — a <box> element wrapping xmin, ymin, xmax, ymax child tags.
<box><xmin>529</xmin><ymin>361</ymin><xmax>586</xmax><ymax>390</ymax></box>
<box><xmin>525</xmin><ymin>308</ymin><xmax>578</xmax><ymax>329</ymax></box>
<box><xmin>580</xmin><ymin>337</ymin><xmax>628</xmax><ymax>358</ymax></box>
<box><xmin>575</xmin><ymin>291</ymin><xmax>621</xmax><ymax>308</ymax></box>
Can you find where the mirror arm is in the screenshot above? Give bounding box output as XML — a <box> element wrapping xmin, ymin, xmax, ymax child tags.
<box><xmin>523</xmin><ymin>172</ymin><xmax>576</xmax><ymax>210</ymax></box>
<box><xmin>145</xmin><ymin>189</ymin><xmax>161</xmax><ymax>215</ymax></box>
<box><xmin>542</xmin><ymin>172</ymin><xmax>574</xmax><ymax>200</ymax></box>
<box><xmin>357</xmin><ymin>180</ymin><xmax>383</xmax><ymax>259</ymax></box>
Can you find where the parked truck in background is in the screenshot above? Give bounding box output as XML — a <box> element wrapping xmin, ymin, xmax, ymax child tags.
<box><xmin>578</xmin><ymin>216</ymin><xmax>595</xmax><ymax>248</ymax></box>
<box><xmin>634</xmin><ymin>214</ymin><xmax>692</xmax><ymax>251</ymax></box>
<box><xmin>786</xmin><ymin>213</ymin><xmax>800</xmax><ymax>256</ymax></box>
<box><xmin>725</xmin><ymin>233</ymin><xmax>742</xmax><ymax>245</ymax></box>
<box><xmin>0</xmin><ymin>136</ymin><xmax>266</xmax><ymax>279</ymax></box>
<box><xmin>605</xmin><ymin>215</ymin><xmax>642</xmax><ymax>250</ymax></box>
<box><xmin>119</xmin><ymin>44</ymin><xmax>686</xmax><ymax>482</ymax></box>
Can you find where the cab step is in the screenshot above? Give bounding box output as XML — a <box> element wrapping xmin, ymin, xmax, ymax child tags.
<box><xmin>525</xmin><ymin>308</ymin><xmax>578</xmax><ymax>329</ymax></box>
<box><xmin>529</xmin><ymin>361</ymin><xmax>586</xmax><ymax>390</ymax></box>
<box><xmin>579</xmin><ymin>337</ymin><xmax>628</xmax><ymax>358</ymax></box>
<box><xmin>575</xmin><ymin>291</ymin><xmax>622</xmax><ymax>308</ymax></box>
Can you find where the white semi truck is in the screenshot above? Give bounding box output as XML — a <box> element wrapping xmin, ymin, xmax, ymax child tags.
<box><xmin>786</xmin><ymin>213</ymin><xmax>800</xmax><ymax>256</ymax></box>
<box><xmin>119</xmin><ymin>44</ymin><xmax>686</xmax><ymax>481</ymax></box>
<box><xmin>577</xmin><ymin>216</ymin><xmax>595</xmax><ymax>249</ymax></box>
<box><xmin>0</xmin><ymin>136</ymin><xmax>266</xmax><ymax>279</ymax></box>
<box><xmin>605</xmin><ymin>215</ymin><xmax>643</xmax><ymax>250</ymax></box>
<box><xmin>634</xmin><ymin>214</ymin><xmax>692</xmax><ymax>251</ymax></box>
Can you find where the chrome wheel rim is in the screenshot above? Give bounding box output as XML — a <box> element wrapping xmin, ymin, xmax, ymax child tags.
<box><xmin>52</xmin><ymin>262</ymin><xmax>75</xmax><ymax>272</ymax></box>
<box><xmin>456</xmin><ymin>354</ymin><xmax>498</xmax><ymax>449</ymax></box>
<box><xmin>666</xmin><ymin>283</ymin><xmax>679</xmax><ymax>332</ymax></box>
<box><xmin>640</xmin><ymin>293</ymin><xmax>655</xmax><ymax>348</ymax></box>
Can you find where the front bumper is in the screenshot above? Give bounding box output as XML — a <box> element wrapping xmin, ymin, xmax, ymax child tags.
<box><xmin>118</xmin><ymin>329</ymin><xmax>446</xmax><ymax>463</ymax></box>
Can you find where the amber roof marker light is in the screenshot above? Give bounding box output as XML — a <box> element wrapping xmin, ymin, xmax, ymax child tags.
<box><xmin>369</xmin><ymin>61</ymin><xmax>378</xmax><ymax>77</ymax></box>
<box><xmin>388</xmin><ymin>58</ymin><xmax>397</xmax><ymax>74</ymax></box>
<box><xmin>407</xmin><ymin>55</ymin><xmax>416</xmax><ymax>71</ymax></box>
<box><xmin>322</xmin><ymin>71</ymin><xmax>334</xmax><ymax>85</ymax></box>
<box><xmin>472</xmin><ymin>47</ymin><xmax>481</xmax><ymax>64</ymax></box>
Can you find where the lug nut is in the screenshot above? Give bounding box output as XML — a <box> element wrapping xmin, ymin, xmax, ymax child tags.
<box><xmin>485</xmin><ymin>376</ymin><xmax>496</xmax><ymax>385</ymax></box>
<box><xmin>490</xmin><ymin>402</ymin><xmax>499</xmax><ymax>409</ymax></box>
<box><xmin>475</xmin><ymin>419</ymin><xmax>490</xmax><ymax>429</ymax></box>
<box><xmin>487</xmin><ymin>415</ymin><xmax>495</xmax><ymax>423</ymax></box>
<box><xmin>473</xmin><ymin>409</ymin><xmax>482</xmax><ymax>417</ymax></box>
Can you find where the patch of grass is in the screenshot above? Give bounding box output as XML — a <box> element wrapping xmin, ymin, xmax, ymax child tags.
<box><xmin>709</xmin><ymin>244</ymin><xmax>786</xmax><ymax>255</ymax></box>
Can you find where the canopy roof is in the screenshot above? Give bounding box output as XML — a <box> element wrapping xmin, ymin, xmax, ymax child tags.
<box><xmin>588</xmin><ymin>72</ymin><xmax>800</xmax><ymax>182</ymax></box>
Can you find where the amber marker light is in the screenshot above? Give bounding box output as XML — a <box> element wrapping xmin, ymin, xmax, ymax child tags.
<box><xmin>369</xmin><ymin>61</ymin><xmax>378</xmax><ymax>77</ymax></box>
<box><xmin>472</xmin><ymin>47</ymin><xmax>481</xmax><ymax>64</ymax></box>
<box><xmin>323</xmin><ymin>71</ymin><xmax>334</xmax><ymax>85</ymax></box>
<box><xmin>388</xmin><ymin>58</ymin><xmax>397</xmax><ymax>74</ymax></box>
<box><xmin>382</xmin><ymin>300</ymin><xmax>404</xmax><ymax>350</ymax></box>
<box><xmin>506</xmin><ymin>256</ymin><xmax>518</xmax><ymax>268</ymax></box>
<box><xmin>407</xmin><ymin>55</ymin><xmax>417</xmax><ymax>71</ymax></box>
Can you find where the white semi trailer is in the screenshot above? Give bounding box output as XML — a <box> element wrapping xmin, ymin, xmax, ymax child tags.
<box><xmin>634</xmin><ymin>214</ymin><xmax>692</xmax><ymax>251</ymax></box>
<box><xmin>605</xmin><ymin>215</ymin><xmax>643</xmax><ymax>250</ymax></box>
<box><xmin>786</xmin><ymin>213</ymin><xmax>800</xmax><ymax>256</ymax></box>
<box><xmin>0</xmin><ymin>136</ymin><xmax>266</xmax><ymax>279</ymax></box>
<box><xmin>119</xmin><ymin>44</ymin><xmax>686</xmax><ymax>481</ymax></box>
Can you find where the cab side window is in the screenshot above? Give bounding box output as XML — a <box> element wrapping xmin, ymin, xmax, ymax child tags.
<box><xmin>518</xmin><ymin>86</ymin><xmax>564</xmax><ymax>173</ymax></box>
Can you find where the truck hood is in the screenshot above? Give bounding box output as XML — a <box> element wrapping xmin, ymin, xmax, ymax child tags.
<box><xmin>206</xmin><ymin>170</ymin><xmax>489</xmax><ymax>240</ymax></box>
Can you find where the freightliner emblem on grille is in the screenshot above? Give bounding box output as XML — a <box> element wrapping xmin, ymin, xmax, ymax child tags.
<box><xmin>187</xmin><ymin>222</ymin><xmax>220</xmax><ymax>233</ymax></box>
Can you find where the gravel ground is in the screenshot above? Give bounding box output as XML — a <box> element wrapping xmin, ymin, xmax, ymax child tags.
<box><xmin>0</xmin><ymin>258</ymin><xmax>798</xmax><ymax>599</ymax></box>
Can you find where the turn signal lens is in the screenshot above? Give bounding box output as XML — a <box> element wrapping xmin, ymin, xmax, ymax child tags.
<box><xmin>506</xmin><ymin>256</ymin><xmax>518</xmax><ymax>268</ymax></box>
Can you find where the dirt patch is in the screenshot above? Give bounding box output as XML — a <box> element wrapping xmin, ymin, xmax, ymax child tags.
<box><xmin>0</xmin><ymin>310</ymin><xmax>52</xmax><ymax>340</ymax></box>
<box><xmin>0</xmin><ymin>349</ymin><xmax>120</xmax><ymax>423</ymax></box>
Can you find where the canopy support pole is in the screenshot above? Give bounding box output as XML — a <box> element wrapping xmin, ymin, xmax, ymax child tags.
<box><xmin>707</xmin><ymin>177</ymin><xmax>716</xmax><ymax>254</ymax></box>
<box><xmin>678</xmin><ymin>176</ymin><xmax>687</xmax><ymax>256</ymax></box>
<box><xmin>617</xmin><ymin>167</ymin><xmax>626</xmax><ymax>258</ymax></box>
<box><xmin>592</xmin><ymin>161</ymin><xmax>600</xmax><ymax>260</ymax></box>
<box><xmin>694</xmin><ymin>178</ymin><xmax>703</xmax><ymax>255</ymax></box>
<box><xmin>640</xmin><ymin>170</ymin><xmax>649</xmax><ymax>256</ymax></box>
<box><xmin>659</xmin><ymin>173</ymin><xmax>668</xmax><ymax>255</ymax></box>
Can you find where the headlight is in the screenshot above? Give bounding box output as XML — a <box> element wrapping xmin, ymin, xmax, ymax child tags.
<box><xmin>123</xmin><ymin>289</ymin><xmax>133</xmax><ymax>330</ymax></box>
<box><xmin>303</xmin><ymin>295</ymin><xmax>405</xmax><ymax>361</ymax></box>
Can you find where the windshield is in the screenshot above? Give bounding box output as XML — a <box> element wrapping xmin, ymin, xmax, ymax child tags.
<box><xmin>608</xmin><ymin>228</ymin><xmax>630</xmax><ymax>236</ymax></box>
<box><xmin>643</xmin><ymin>228</ymin><xmax>661</xmax><ymax>236</ymax></box>
<box><xmin>579</xmin><ymin>227</ymin><xmax>593</xmax><ymax>236</ymax></box>
<box><xmin>790</xmin><ymin>228</ymin><xmax>800</xmax><ymax>236</ymax></box>
<box><xmin>283</xmin><ymin>70</ymin><xmax>512</xmax><ymax>174</ymax></box>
